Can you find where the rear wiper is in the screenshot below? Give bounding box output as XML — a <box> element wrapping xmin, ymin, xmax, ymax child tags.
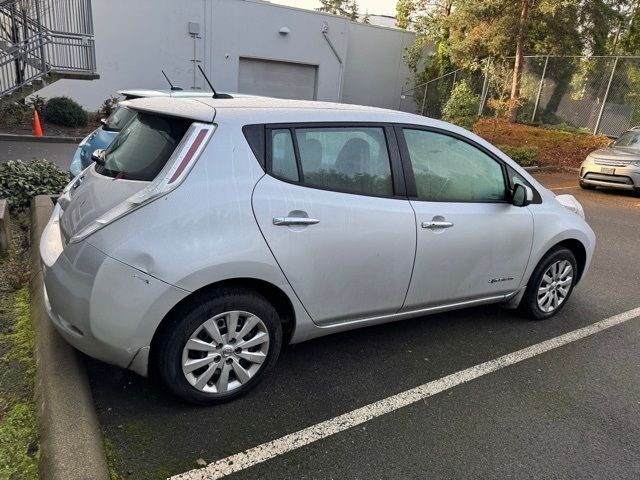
<box><xmin>91</xmin><ymin>148</ymin><xmax>106</xmax><ymax>166</ymax></box>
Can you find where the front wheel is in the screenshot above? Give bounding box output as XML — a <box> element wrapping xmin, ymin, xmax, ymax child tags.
<box><xmin>519</xmin><ymin>247</ymin><xmax>577</xmax><ymax>320</ymax></box>
<box><xmin>155</xmin><ymin>288</ymin><xmax>282</xmax><ymax>404</ymax></box>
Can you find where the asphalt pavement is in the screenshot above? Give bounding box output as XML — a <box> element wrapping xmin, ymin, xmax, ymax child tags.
<box><xmin>0</xmin><ymin>139</ymin><xmax>75</xmax><ymax>170</ymax></box>
<box><xmin>82</xmin><ymin>173</ymin><xmax>640</xmax><ymax>479</ymax></box>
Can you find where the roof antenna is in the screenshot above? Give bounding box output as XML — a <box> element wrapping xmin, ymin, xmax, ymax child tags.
<box><xmin>197</xmin><ymin>64</ymin><xmax>232</xmax><ymax>99</ymax></box>
<box><xmin>161</xmin><ymin>70</ymin><xmax>183</xmax><ymax>91</ymax></box>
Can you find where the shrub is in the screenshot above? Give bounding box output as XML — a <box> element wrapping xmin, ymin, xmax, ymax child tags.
<box><xmin>44</xmin><ymin>96</ymin><xmax>88</xmax><ymax>127</ymax></box>
<box><xmin>442</xmin><ymin>80</ymin><xmax>481</xmax><ymax>130</ymax></box>
<box><xmin>0</xmin><ymin>102</ymin><xmax>32</xmax><ymax>127</ymax></box>
<box><xmin>96</xmin><ymin>95</ymin><xmax>121</xmax><ymax>121</ymax></box>
<box><xmin>26</xmin><ymin>94</ymin><xmax>47</xmax><ymax>116</ymax></box>
<box><xmin>0</xmin><ymin>160</ymin><xmax>68</xmax><ymax>208</ymax></box>
<box><xmin>539</xmin><ymin>122</ymin><xmax>591</xmax><ymax>135</ymax></box>
<box><xmin>498</xmin><ymin>145</ymin><xmax>539</xmax><ymax>167</ymax></box>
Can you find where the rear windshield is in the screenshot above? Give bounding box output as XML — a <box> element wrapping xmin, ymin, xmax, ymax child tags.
<box><xmin>95</xmin><ymin>113</ymin><xmax>191</xmax><ymax>181</ymax></box>
<box><xmin>103</xmin><ymin>106</ymin><xmax>136</xmax><ymax>132</ymax></box>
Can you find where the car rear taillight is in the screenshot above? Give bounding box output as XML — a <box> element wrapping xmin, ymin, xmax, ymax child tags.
<box><xmin>69</xmin><ymin>123</ymin><xmax>215</xmax><ymax>244</ymax></box>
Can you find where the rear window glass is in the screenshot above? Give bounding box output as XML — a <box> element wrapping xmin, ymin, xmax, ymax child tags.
<box><xmin>103</xmin><ymin>106</ymin><xmax>136</xmax><ymax>132</ymax></box>
<box><xmin>95</xmin><ymin>113</ymin><xmax>191</xmax><ymax>181</ymax></box>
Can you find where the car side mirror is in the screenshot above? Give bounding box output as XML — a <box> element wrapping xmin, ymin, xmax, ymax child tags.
<box><xmin>100</xmin><ymin>118</ymin><xmax>108</xmax><ymax>128</ymax></box>
<box><xmin>91</xmin><ymin>148</ymin><xmax>105</xmax><ymax>165</ymax></box>
<box><xmin>512</xmin><ymin>183</ymin><xmax>533</xmax><ymax>207</ymax></box>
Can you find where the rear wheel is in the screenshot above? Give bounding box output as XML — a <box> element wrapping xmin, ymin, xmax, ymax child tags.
<box><xmin>579</xmin><ymin>180</ymin><xmax>596</xmax><ymax>190</ymax></box>
<box><xmin>156</xmin><ymin>288</ymin><xmax>282</xmax><ymax>404</ymax></box>
<box><xmin>519</xmin><ymin>247</ymin><xmax>577</xmax><ymax>320</ymax></box>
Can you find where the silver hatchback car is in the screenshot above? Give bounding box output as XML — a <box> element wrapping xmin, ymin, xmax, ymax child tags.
<box><xmin>41</xmin><ymin>96</ymin><xmax>595</xmax><ymax>404</ymax></box>
<box><xmin>580</xmin><ymin>127</ymin><xmax>640</xmax><ymax>193</ymax></box>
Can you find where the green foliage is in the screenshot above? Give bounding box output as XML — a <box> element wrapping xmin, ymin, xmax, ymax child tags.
<box><xmin>0</xmin><ymin>160</ymin><xmax>69</xmax><ymax>208</ymax></box>
<box><xmin>97</xmin><ymin>95</ymin><xmax>120</xmax><ymax>121</ymax></box>
<box><xmin>396</xmin><ymin>0</ymin><xmax>414</xmax><ymax>29</ymax></box>
<box><xmin>538</xmin><ymin>123</ymin><xmax>591</xmax><ymax>134</ymax></box>
<box><xmin>0</xmin><ymin>286</ymin><xmax>38</xmax><ymax>480</ymax></box>
<box><xmin>0</xmin><ymin>403</ymin><xmax>38</xmax><ymax>479</ymax></box>
<box><xmin>44</xmin><ymin>96</ymin><xmax>88</xmax><ymax>127</ymax></box>
<box><xmin>441</xmin><ymin>80</ymin><xmax>480</xmax><ymax>129</ymax></box>
<box><xmin>0</xmin><ymin>102</ymin><xmax>32</xmax><ymax>127</ymax></box>
<box><xmin>498</xmin><ymin>145</ymin><xmax>539</xmax><ymax>166</ymax></box>
<box><xmin>316</xmin><ymin>0</ymin><xmax>360</xmax><ymax>21</ymax></box>
<box><xmin>26</xmin><ymin>95</ymin><xmax>47</xmax><ymax>115</ymax></box>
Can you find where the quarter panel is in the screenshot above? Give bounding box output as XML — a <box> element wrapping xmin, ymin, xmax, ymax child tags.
<box><xmin>86</xmin><ymin>122</ymin><xmax>285</xmax><ymax>293</ymax></box>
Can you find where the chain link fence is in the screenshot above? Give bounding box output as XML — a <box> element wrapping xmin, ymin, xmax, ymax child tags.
<box><xmin>401</xmin><ymin>55</ymin><xmax>640</xmax><ymax>137</ymax></box>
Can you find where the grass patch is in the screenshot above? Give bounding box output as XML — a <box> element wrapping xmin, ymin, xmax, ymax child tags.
<box><xmin>104</xmin><ymin>437</ymin><xmax>125</xmax><ymax>480</ymax></box>
<box><xmin>0</xmin><ymin>402</ymin><xmax>38</xmax><ymax>479</ymax></box>
<box><xmin>0</xmin><ymin>286</ymin><xmax>38</xmax><ymax>480</ymax></box>
<box><xmin>474</xmin><ymin>118</ymin><xmax>610</xmax><ymax>168</ymax></box>
<box><xmin>0</xmin><ymin>210</ymin><xmax>38</xmax><ymax>479</ymax></box>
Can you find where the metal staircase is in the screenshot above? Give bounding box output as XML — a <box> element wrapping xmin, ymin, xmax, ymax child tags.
<box><xmin>0</xmin><ymin>0</ymin><xmax>98</xmax><ymax>100</ymax></box>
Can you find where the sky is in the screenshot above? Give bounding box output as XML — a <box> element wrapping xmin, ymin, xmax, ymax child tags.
<box><xmin>269</xmin><ymin>0</ymin><xmax>398</xmax><ymax>17</ymax></box>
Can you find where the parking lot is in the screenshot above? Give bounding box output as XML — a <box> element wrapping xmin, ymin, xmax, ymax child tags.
<box><xmin>0</xmin><ymin>139</ymin><xmax>76</xmax><ymax>170</ymax></box>
<box><xmin>72</xmin><ymin>171</ymin><xmax>639</xmax><ymax>479</ymax></box>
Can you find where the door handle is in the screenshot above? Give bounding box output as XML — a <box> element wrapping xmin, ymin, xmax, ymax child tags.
<box><xmin>422</xmin><ymin>221</ymin><xmax>454</xmax><ymax>229</ymax></box>
<box><xmin>273</xmin><ymin>216</ymin><xmax>320</xmax><ymax>226</ymax></box>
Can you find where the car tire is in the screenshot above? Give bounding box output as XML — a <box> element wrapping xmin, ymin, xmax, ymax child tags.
<box><xmin>519</xmin><ymin>247</ymin><xmax>578</xmax><ymax>320</ymax></box>
<box><xmin>155</xmin><ymin>287</ymin><xmax>282</xmax><ymax>405</ymax></box>
<box><xmin>579</xmin><ymin>180</ymin><xmax>596</xmax><ymax>190</ymax></box>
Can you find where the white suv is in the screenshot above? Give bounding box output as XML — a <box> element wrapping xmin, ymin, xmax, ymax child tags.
<box><xmin>41</xmin><ymin>96</ymin><xmax>595</xmax><ymax>404</ymax></box>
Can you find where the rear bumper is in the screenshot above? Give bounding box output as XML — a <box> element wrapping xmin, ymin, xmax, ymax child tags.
<box><xmin>40</xmin><ymin>203</ymin><xmax>189</xmax><ymax>374</ymax></box>
<box><xmin>580</xmin><ymin>163</ymin><xmax>640</xmax><ymax>190</ymax></box>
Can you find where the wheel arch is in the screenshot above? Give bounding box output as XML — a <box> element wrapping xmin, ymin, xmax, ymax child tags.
<box><xmin>545</xmin><ymin>238</ymin><xmax>588</xmax><ymax>283</ymax></box>
<box><xmin>149</xmin><ymin>278</ymin><xmax>296</xmax><ymax>375</ymax></box>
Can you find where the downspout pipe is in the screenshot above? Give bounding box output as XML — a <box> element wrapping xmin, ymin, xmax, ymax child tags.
<box><xmin>322</xmin><ymin>27</ymin><xmax>344</xmax><ymax>102</ymax></box>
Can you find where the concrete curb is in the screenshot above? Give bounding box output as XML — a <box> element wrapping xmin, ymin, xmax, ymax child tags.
<box><xmin>0</xmin><ymin>133</ymin><xmax>82</xmax><ymax>144</ymax></box>
<box><xmin>30</xmin><ymin>195</ymin><xmax>110</xmax><ymax>480</ymax></box>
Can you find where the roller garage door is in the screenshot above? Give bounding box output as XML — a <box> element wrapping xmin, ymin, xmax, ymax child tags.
<box><xmin>238</xmin><ymin>57</ymin><xmax>317</xmax><ymax>100</ymax></box>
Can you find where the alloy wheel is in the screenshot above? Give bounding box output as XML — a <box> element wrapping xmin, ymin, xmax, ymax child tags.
<box><xmin>181</xmin><ymin>310</ymin><xmax>270</xmax><ymax>393</ymax></box>
<box><xmin>536</xmin><ymin>260</ymin><xmax>574</xmax><ymax>313</ymax></box>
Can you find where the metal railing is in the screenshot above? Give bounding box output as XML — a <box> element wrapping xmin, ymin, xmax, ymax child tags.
<box><xmin>0</xmin><ymin>0</ymin><xmax>96</xmax><ymax>97</ymax></box>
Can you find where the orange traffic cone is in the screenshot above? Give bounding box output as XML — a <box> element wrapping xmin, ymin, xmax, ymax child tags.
<box><xmin>33</xmin><ymin>110</ymin><xmax>43</xmax><ymax>137</ymax></box>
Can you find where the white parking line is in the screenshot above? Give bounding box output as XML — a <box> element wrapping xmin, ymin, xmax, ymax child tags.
<box><xmin>550</xmin><ymin>185</ymin><xmax>580</xmax><ymax>190</ymax></box>
<box><xmin>171</xmin><ymin>307</ymin><xmax>640</xmax><ymax>480</ymax></box>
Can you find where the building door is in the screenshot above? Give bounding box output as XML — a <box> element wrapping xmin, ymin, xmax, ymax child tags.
<box><xmin>238</xmin><ymin>57</ymin><xmax>317</xmax><ymax>100</ymax></box>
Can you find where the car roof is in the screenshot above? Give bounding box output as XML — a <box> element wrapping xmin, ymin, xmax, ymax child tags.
<box><xmin>117</xmin><ymin>89</ymin><xmax>256</xmax><ymax>99</ymax></box>
<box><xmin>119</xmin><ymin>95</ymin><xmax>415</xmax><ymax>124</ymax></box>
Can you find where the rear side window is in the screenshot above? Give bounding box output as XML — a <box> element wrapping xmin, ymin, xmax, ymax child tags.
<box><xmin>268</xmin><ymin>126</ymin><xmax>393</xmax><ymax>197</ymax></box>
<box><xmin>95</xmin><ymin>113</ymin><xmax>191</xmax><ymax>181</ymax></box>
<box><xmin>271</xmin><ymin>129</ymin><xmax>299</xmax><ymax>181</ymax></box>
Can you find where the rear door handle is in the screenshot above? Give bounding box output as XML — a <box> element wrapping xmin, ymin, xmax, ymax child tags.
<box><xmin>422</xmin><ymin>221</ymin><xmax>454</xmax><ymax>229</ymax></box>
<box><xmin>273</xmin><ymin>217</ymin><xmax>320</xmax><ymax>226</ymax></box>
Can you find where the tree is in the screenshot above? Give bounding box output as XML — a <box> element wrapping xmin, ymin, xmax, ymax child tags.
<box><xmin>317</xmin><ymin>0</ymin><xmax>359</xmax><ymax>21</ymax></box>
<box><xmin>396</xmin><ymin>0</ymin><xmax>414</xmax><ymax>29</ymax></box>
<box><xmin>403</xmin><ymin>0</ymin><xmax>640</xmax><ymax>122</ymax></box>
<box><xmin>509</xmin><ymin>0</ymin><xmax>533</xmax><ymax>122</ymax></box>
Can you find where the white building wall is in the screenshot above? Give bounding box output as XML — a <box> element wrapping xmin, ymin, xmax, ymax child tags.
<box><xmin>342</xmin><ymin>22</ymin><xmax>414</xmax><ymax>111</ymax></box>
<box><xmin>37</xmin><ymin>0</ymin><xmax>414</xmax><ymax>111</ymax></box>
